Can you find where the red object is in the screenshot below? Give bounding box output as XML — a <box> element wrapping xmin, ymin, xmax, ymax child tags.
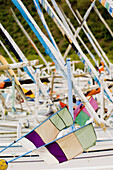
<box><xmin>0</xmin><ymin>82</ymin><xmax>5</xmax><ymax>89</ymax></box>
<box><xmin>59</xmin><ymin>101</ymin><xmax>68</xmax><ymax>109</ymax></box>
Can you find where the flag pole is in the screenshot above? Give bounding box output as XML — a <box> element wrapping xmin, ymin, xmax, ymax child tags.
<box><xmin>67</xmin><ymin>58</ymin><xmax>74</xmax><ymax>131</ymax></box>
<box><xmin>33</xmin><ymin>0</ymin><xmax>60</xmax><ymax>53</ymax></box>
<box><xmin>11</xmin><ymin>75</ymin><xmax>16</xmax><ymax>114</ymax></box>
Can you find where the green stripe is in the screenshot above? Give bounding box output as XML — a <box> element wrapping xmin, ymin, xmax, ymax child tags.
<box><xmin>50</xmin><ymin>113</ymin><xmax>65</xmax><ymax>130</ymax></box>
<box><xmin>74</xmin><ymin>123</ymin><xmax>96</xmax><ymax>150</ymax></box>
<box><xmin>75</xmin><ymin>110</ymin><xmax>90</xmax><ymax>127</ymax></box>
<box><xmin>50</xmin><ymin>107</ymin><xmax>73</xmax><ymax>131</ymax></box>
<box><xmin>58</xmin><ymin>107</ymin><xmax>73</xmax><ymax>127</ymax></box>
<box><xmin>105</xmin><ymin>2</ymin><xmax>109</xmax><ymax>10</ymax></box>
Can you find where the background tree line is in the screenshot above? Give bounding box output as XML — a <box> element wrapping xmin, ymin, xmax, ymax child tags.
<box><xmin>0</xmin><ymin>0</ymin><xmax>113</xmax><ymax>67</ymax></box>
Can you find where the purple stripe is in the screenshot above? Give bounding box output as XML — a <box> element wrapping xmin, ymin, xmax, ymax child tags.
<box><xmin>25</xmin><ymin>130</ymin><xmax>45</xmax><ymax>148</ymax></box>
<box><xmin>46</xmin><ymin>142</ymin><xmax>67</xmax><ymax>163</ymax></box>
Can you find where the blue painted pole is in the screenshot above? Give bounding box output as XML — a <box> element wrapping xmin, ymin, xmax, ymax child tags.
<box><xmin>66</xmin><ymin>58</ymin><xmax>74</xmax><ymax>131</ymax></box>
<box><xmin>11</xmin><ymin>75</ymin><xmax>16</xmax><ymax>114</ymax></box>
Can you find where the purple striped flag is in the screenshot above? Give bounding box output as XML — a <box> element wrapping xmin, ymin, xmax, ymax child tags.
<box><xmin>36</xmin><ymin>123</ymin><xmax>96</xmax><ymax>164</ymax></box>
<box><xmin>19</xmin><ymin>107</ymin><xmax>73</xmax><ymax>150</ymax></box>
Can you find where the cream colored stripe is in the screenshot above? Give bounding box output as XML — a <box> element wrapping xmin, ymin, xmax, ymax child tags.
<box><xmin>57</xmin><ymin>133</ymin><xmax>83</xmax><ymax>160</ymax></box>
<box><xmin>35</xmin><ymin>119</ymin><xmax>59</xmax><ymax>143</ymax></box>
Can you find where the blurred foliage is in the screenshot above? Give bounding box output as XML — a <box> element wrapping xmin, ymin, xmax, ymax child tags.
<box><xmin>0</xmin><ymin>0</ymin><xmax>113</xmax><ymax>69</ymax></box>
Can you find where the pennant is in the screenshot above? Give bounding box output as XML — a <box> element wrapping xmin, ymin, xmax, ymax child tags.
<box><xmin>59</xmin><ymin>101</ymin><xmax>68</xmax><ymax>109</ymax></box>
<box><xmin>75</xmin><ymin>110</ymin><xmax>91</xmax><ymax>127</ymax></box>
<box><xmin>18</xmin><ymin>107</ymin><xmax>73</xmax><ymax>150</ymax></box>
<box><xmin>74</xmin><ymin>97</ymin><xmax>98</xmax><ymax>126</ymax></box>
<box><xmin>59</xmin><ymin>101</ymin><xmax>76</xmax><ymax>109</ymax></box>
<box><xmin>36</xmin><ymin>123</ymin><xmax>96</xmax><ymax>164</ymax></box>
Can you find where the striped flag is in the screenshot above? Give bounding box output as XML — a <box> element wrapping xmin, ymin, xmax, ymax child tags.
<box><xmin>36</xmin><ymin>123</ymin><xmax>96</xmax><ymax>164</ymax></box>
<box><xmin>74</xmin><ymin>97</ymin><xmax>98</xmax><ymax>126</ymax></box>
<box><xmin>18</xmin><ymin>107</ymin><xmax>73</xmax><ymax>150</ymax></box>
